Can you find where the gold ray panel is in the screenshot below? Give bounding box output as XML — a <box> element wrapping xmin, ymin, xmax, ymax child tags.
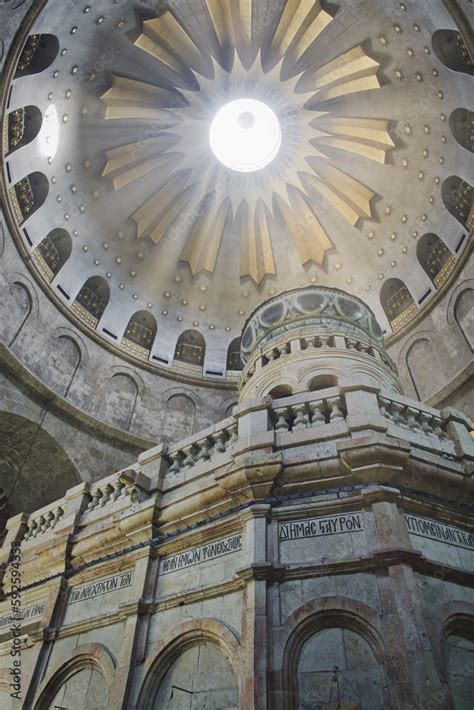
<box><xmin>134</xmin><ymin>11</ymin><xmax>209</xmax><ymax>78</ymax></box>
<box><xmin>132</xmin><ymin>171</ymin><xmax>197</xmax><ymax>244</ymax></box>
<box><xmin>206</xmin><ymin>0</ymin><xmax>254</xmax><ymax>64</ymax></box>
<box><xmin>301</xmin><ymin>46</ymin><xmax>381</xmax><ymax>103</ymax></box>
<box><xmin>100</xmin><ymin>76</ymin><xmax>182</xmax><ymax>123</ymax></box>
<box><xmin>278</xmin><ymin>186</ymin><xmax>333</xmax><ymax>265</ymax></box>
<box><xmin>304</xmin><ymin>162</ymin><xmax>375</xmax><ymax>226</ymax></box>
<box><xmin>180</xmin><ymin>195</ymin><xmax>231</xmax><ymax>274</ymax></box>
<box><xmin>310</xmin><ymin>117</ymin><xmax>395</xmax><ymax>163</ymax></box>
<box><xmin>240</xmin><ymin>199</ymin><xmax>275</xmax><ymax>285</ymax></box>
<box><xmin>102</xmin><ymin>137</ymin><xmax>182</xmax><ymax>190</ymax></box>
<box><xmin>267</xmin><ymin>0</ymin><xmax>333</xmax><ymax>69</ymax></box>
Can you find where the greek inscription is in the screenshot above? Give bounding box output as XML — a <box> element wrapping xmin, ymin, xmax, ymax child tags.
<box><xmin>404</xmin><ymin>515</ymin><xmax>473</xmax><ymax>551</ymax></box>
<box><xmin>279</xmin><ymin>513</ymin><xmax>363</xmax><ymax>541</ymax></box>
<box><xmin>160</xmin><ymin>534</ymin><xmax>242</xmax><ymax>575</ymax></box>
<box><xmin>68</xmin><ymin>571</ymin><xmax>133</xmax><ymax>604</ymax></box>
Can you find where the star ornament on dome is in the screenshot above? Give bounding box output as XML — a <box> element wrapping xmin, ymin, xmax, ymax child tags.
<box><xmin>99</xmin><ymin>0</ymin><xmax>395</xmax><ymax>285</ymax></box>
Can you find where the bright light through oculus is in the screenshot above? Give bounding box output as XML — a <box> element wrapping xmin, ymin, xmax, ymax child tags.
<box><xmin>209</xmin><ymin>98</ymin><xmax>282</xmax><ymax>172</ymax></box>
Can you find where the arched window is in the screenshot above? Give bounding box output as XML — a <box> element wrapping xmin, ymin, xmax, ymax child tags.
<box><xmin>7</xmin><ymin>106</ymin><xmax>42</xmax><ymax>153</ymax></box>
<box><xmin>308</xmin><ymin>374</ymin><xmax>338</xmax><ymax>392</ymax></box>
<box><xmin>33</xmin><ymin>229</ymin><xmax>72</xmax><ymax>282</ymax></box>
<box><xmin>174</xmin><ymin>330</ymin><xmax>205</xmax><ymax>366</ymax></box>
<box><xmin>122</xmin><ymin>310</ymin><xmax>157</xmax><ymax>359</ymax></box>
<box><xmin>380</xmin><ymin>278</ymin><xmax>417</xmax><ymax>332</ymax></box>
<box><xmin>445</xmin><ymin>631</ymin><xmax>474</xmax><ymax>709</ymax></box>
<box><xmin>297</xmin><ymin>627</ymin><xmax>385</xmax><ymax>707</ymax></box>
<box><xmin>450</xmin><ymin>108</ymin><xmax>474</xmax><ymax>152</ymax></box>
<box><xmin>417</xmin><ymin>233</ymin><xmax>455</xmax><ymax>288</ymax></box>
<box><xmin>14</xmin><ymin>34</ymin><xmax>59</xmax><ymax>77</ymax></box>
<box><xmin>226</xmin><ymin>337</ymin><xmax>243</xmax><ymax>371</ymax></box>
<box><xmin>150</xmin><ymin>642</ymin><xmax>238</xmax><ymax>709</ymax></box>
<box><xmin>9</xmin><ymin>172</ymin><xmax>48</xmax><ymax>224</ymax></box>
<box><xmin>268</xmin><ymin>384</ymin><xmax>293</xmax><ymax>399</ymax></box>
<box><xmin>432</xmin><ymin>30</ymin><xmax>474</xmax><ymax>75</ymax></box>
<box><xmin>72</xmin><ymin>276</ymin><xmax>110</xmax><ymax>329</ymax></box>
<box><xmin>442</xmin><ymin>176</ymin><xmax>474</xmax><ymax>230</ymax></box>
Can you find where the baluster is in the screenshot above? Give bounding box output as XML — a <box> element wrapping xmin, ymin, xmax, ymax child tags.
<box><xmin>432</xmin><ymin>416</ymin><xmax>448</xmax><ymax>440</ymax></box>
<box><xmin>346</xmin><ymin>338</ymin><xmax>357</xmax><ymax>350</ymax></box>
<box><xmin>328</xmin><ymin>396</ymin><xmax>344</xmax><ymax>422</ymax></box>
<box><xmin>309</xmin><ymin>400</ymin><xmax>326</xmax><ymax>427</ymax></box>
<box><xmin>304</xmin><ymin>336</ymin><xmax>316</xmax><ymax>349</ymax></box>
<box><xmin>50</xmin><ymin>507</ymin><xmax>63</xmax><ymax>529</ymax></box>
<box><xmin>24</xmin><ymin>519</ymin><xmax>37</xmax><ymax>541</ymax></box>
<box><xmin>266</xmin><ymin>349</ymin><xmax>276</xmax><ymax>361</ymax></box>
<box><xmin>378</xmin><ymin>397</ymin><xmax>391</xmax><ymax>420</ymax></box>
<box><xmin>43</xmin><ymin>510</ymin><xmax>55</xmax><ymax>531</ymax></box>
<box><xmin>404</xmin><ymin>406</ymin><xmax>421</xmax><ymax>431</ymax></box>
<box><xmin>214</xmin><ymin>430</ymin><xmax>227</xmax><ymax>454</ymax></box>
<box><xmin>35</xmin><ymin>516</ymin><xmax>46</xmax><ymax>536</ymax></box>
<box><xmin>87</xmin><ymin>489</ymin><xmax>102</xmax><ymax>510</ymax></box>
<box><xmin>182</xmin><ymin>445</ymin><xmax>196</xmax><ymax>468</ymax></box>
<box><xmin>227</xmin><ymin>422</ymin><xmax>238</xmax><ymax>445</ymax></box>
<box><xmin>196</xmin><ymin>437</ymin><xmax>211</xmax><ymax>462</ymax></box>
<box><xmin>418</xmin><ymin>411</ymin><xmax>434</xmax><ymax>435</ymax></box>
<box><xmin>274</xmin><ymin>407</ymin><xmax>291</xmax><ymax>432</ymax></box>
<box><xmin>111</xmin><ymin>480</ymin><xmax>124</xmax><ymax>500</ymax></box>
<box><xmin>129</xmin><ymin>485</ymin><xmax>139</xmax><ymax>503</ymax></box>
<box><xmin>292</xmin><ymin>403</ymin><xmax>309</xmax><ymax>430</ymax></box>
<box><xmin>168</xmin><ymin>450</ymin><xmax>183</xmax><ymax>473</ymax></box>
<box><xmin>99</xmin><ymin>484</ymin><xmax>113</xmax><ymax>507</ymax></box>
<box><xmin>389</xmin><ymin>401</ymin><xmax>406</xmax><ymax>426</ymax></box>
<box><xmin>320</xmin><ymin>335</ymin><xmax>331</xmax><ymax>349</ymax></box>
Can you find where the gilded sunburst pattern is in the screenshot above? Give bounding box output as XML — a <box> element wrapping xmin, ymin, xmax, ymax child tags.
<box><xmin>100</xmin><ymin>0</ymin><xmax>395</xmax><ymax>285</ymax></box>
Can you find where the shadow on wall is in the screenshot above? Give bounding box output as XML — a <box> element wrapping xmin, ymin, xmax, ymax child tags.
<box><xmin>0</xmin><ymin>412</ymin><xmax>80</xmax><ymax>517</ymax></box>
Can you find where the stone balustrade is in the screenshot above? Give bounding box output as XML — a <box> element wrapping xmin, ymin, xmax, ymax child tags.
<box><xmin>86</xmin><ymin>476</ymin><xmax>139</xmax><ymax>512</ymax></box>
<box><xmin>241</xmin><ymin>328</ymin><xmax>398</xmax><ymax>387</ymax></box>
<box><xmin>166</xmin><ymin>419</ymin><xmax>238</xmax><ymax>475</ymax></box>
<box><xmin>23</xmin><ymin>505</ymin><xmax>64</xmax><ymax>541</ymax></box>
<box><xmin>271</xmin><ymin>393</ymin><xmax>346</xmax><ymax>433</ymax></box>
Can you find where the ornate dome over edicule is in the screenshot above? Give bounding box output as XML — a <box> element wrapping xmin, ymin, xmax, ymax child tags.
<box><xmin>1</xmin><ymin>0</ymin><xmax>473</xmax><ymax>381</ymax></box>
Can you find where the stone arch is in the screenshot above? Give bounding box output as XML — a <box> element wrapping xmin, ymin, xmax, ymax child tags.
<box><xmin>73</xmin><ymin>275</ymin><xmax>110</xmax><ymax>329</ymax></box>
<box><xmin>281</xmin><ymin>597</ymin><xmax>387</xmax><ymax>710</ymax></box>
<box><xmin>450</xmin><ymin>108</ymin><xmax>474</xmax><ymax>152</ymax></box>
<box><xmin>49</xmin><ymin>335</ymin><xmax>82</xmax><ymax>397</ymax></box>
<box><xmin>14</xmin><ymin>33</ymin><xmax>59</xmax><ymax>78</ymax></box>
<box><xmin>34</xmin><ymin>642</ymin><xmax>115</xmax><ymax>710</ymax></box>
<box><xmin>174</xmin><ymin>329</ymin><xmax>206</xmax><ymax>366</ymax></box>
<box><xmin>7</xmin><ymin>105</ymin><xmax>42</xmax><ymax>153</ymax></box>
<box><xmin>442</xmin><ymin>176</ymin><xmax>473</xmax><ymax>230</ymax></box>
<box><xmin>101</xmin><ymin>368</ymin><xmax>143</xmax><ymax>431</ymax></box>
<box><xmin>380</xmin><ymin>278</ymin><xmax>417</xmax><ymax>332</ymax></box>
<box><xmin>220</xmin><ymin>396</ymin><xmax>238</xmax><ymax>419</ymax></box>
<box><xmin>432</xmin><ymin>30</ymin><xmax>474</xmax><ymax>76</ymax></box>
<box><xmin>403</xmin><ymin>333</ymin><xmax>445</xmax><ymax>401</ymax></box>
<box><xmin>0</xmin><ymin>411</ymin><xmax>80</xmax><ymax>516</ymax></box>
<box><xmin>162</xmin><ymin>391</ymin><xmax>197</xmax><ymax>441</ymax></box>
<box><xmin>34</xmin><ymin>228</ymin><xmax>72</xmax><ymax>281</ymax></box>
<box><xmin>447</xmin><ymin>279</ymin><xmax>474</xmax><ymax>354</ymax></box>
<box><xmin>417</xmin><ymin>233</ymin><xmax>455</xmax><ymax>288</ymax></box>
<box><xmin>307</xmin><ymin>374</ymin><xmax>338</xmax><ymax>392</ymax></box>
<box><xmin>7</xmin><ymin>273</ymin><xmax>40</xmax><ymax>347</ymax></box>
<box><xmin>268</xmin><ymin>384</ymin><xmax>294</xmax><ymax>400</ymax></box>
<box><xmin>122</xmin><ymin>310</ymin><xmax>157</xmax><ymax>359</ymax></box>
<box><xmin>438</xmin><ymin>605</ymin><xmax>474</xmax><ymax>709</ymax></box>
<box><xmin>10</xmin><ymin>171</ymin><xmax>48</xmax><ymax>224</ymax></box>
<box><xmin>227</xmin><ymin>337</ymin><xmax>243</xmax><ymax>371</ymax></box>
<box><xmin>137</xmin><ymin>619</ymin><xmax>240</xmax><ymax>710</ymax></box>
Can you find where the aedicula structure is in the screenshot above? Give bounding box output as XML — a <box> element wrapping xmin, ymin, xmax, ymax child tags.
<box><xmin>0</xmin><ymin>287</ymin><xmax>472</xmax><ymax>710</ymax></box>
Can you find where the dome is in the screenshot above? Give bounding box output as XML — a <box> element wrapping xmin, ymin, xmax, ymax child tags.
<box><xmin>1</xmin><ymin>0</ymin><xmax>472</xmax><ymax>384</ymax></box>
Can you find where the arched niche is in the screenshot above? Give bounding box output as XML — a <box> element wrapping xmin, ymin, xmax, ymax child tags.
<box><xmin>7</xmin><ymin>105</ymin><xmax>42</xmax><ymax>153</ymax></box>
<box><xmin>8</xmin><ymin>280</ymin><xmax>33</xmax><ymax>347</ymax></box>
<box><xmin>0</xmin><ymin>412</ymin><xmax>80</xmax><ymax>516</ymax></box>
<box><xmin>268</xmin><ymin>384</ymin><xmax>293</xmax><ymax>399</ymax></box>
<box><xmin>147</xmin><ymin>642</ymin><xmax>238</xmax><ymax>710</ymax></box>
<box><xmin>380</xmin><ymin>278</ymin><xmax>417</xmax><ymax>332</ymax></box>
<box><xmin>34</xmin><ymin>644</ymin><xmax>114</xmax><ymax>710</ymax></box>
<box><xmin>174</xmin><ymin>329</ymin><xmax>205</xmax><ymax>366</ymax></box>
<box><xmin>163</xmin><ymin>393</ymin><xmax>196</xmax><ymax>441</ymax></box>
<box><xmin>14</xmin><ymin>34</ymin><xmax>59</xmax><ymax>77</ymax></box>
<box><xmin>102</xmin><ymin>373</ymin><xmax>139</xmax><ymax>431</ymax></box>
<box><xmin>9</xmin><ymin>172</ymin><xmax>48</xmax><ymax>224</ymax></box>
<box><xmin>122</xmin><ymin>310</ymin><xmax>157</xmax><ymax>359</ymax></box>
<box><xmin>405</xmin><ymin>337</ymin><xmax>444</xmax><ymax>402</ymax></box>
<box><xmin>454</xmin><ymin>289</ymin><xmax>474</xmax><ymax>351</ymax></box>
<box><xmin>445</xmin><ymin>631</ymin><xmax>474</xmax><ymax>709</ymax></box>
<box><xmin>450</xmin><ymin>108</ymin><xmax>474</xmax><ymax>152</ymax></box>
<box><xmin>432</xmin><ymin>30</ymin><xmax>474</xmax><ymax>76</ymax></box>
<box><xmin>297</xmin><ymin>627</ymin><xmax>385</xmax><ymax>708</ymax></box>
<box><xmin>50</xmin><ymin>335</ymin><xmax>81</xmax><ymax>397</ymax></box>
<box><xmin>226</xmin><ymin>337</ymin><xmax>243</xmax><ymax>371</ymax></box>
<box><xmin>416</xmin><ymin>233</ymin><xmax>455</xmax><ymax>289</ymax></box>
<box><xmin>72</xmin><ymin>276</ymin><xmax>110</xmax><ymax>329</ymax></box>
<box><xmin>308</xmin><ymin>374</ymin><xmax>338</xmax><ymax>392</ymax></box>
<box><xmin>33</xmin><ymin>228</ymin><xmax>72</xmax><ymax>282</ymax></box>
<box><xmin>442</xmin><ymin>176</ymin><xmax>473</xmax><ymax>230</ymax></box>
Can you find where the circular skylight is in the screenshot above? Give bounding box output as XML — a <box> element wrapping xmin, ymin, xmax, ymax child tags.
<box><xmin>209</xmin><ymin>98</ymin><xmax>282</xmax><ymax>172</ymax></box>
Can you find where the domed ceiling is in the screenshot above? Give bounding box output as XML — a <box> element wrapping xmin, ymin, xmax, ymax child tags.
<box><xmin>1</xmin><ymin>0</ymin><xmax>473</xmax><ymax>381</ymax></box>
